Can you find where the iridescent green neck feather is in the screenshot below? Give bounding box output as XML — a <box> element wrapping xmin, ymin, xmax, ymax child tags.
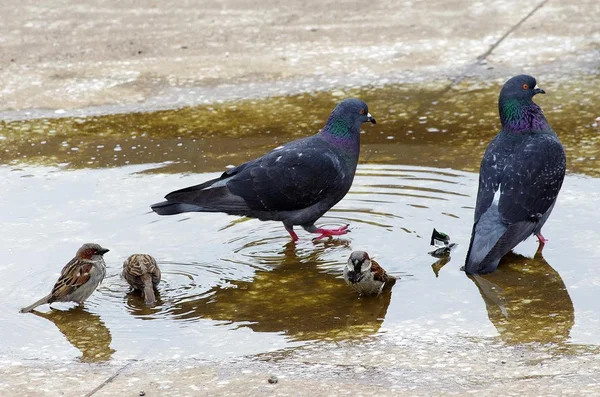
<box><xmin>499</xmin><ymin>98</ymin><xmax>551</xmax><ymax>134</ymax></box>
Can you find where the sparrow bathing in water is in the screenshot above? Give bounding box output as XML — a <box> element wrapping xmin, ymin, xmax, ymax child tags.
<box><xmin>122</xmin><ymin>254</ymin><xmax>161</xmax><ymax>305</ymax></box>
<box><xmin>151</xmin><ymin>98</ymin><xmax>376</xmax><ymax>241</ymax></box>
<box><xmin>20</xmin><ymin>243</ymin><xmax>109</xmax><ymax>313</ymax></box>
<box><xmin>343</xmin><ymin>251</ymin><xmax>396</xmax><ymax>295</ymax></box>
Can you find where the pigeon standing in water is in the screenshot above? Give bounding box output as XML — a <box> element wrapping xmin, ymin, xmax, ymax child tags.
<box><xmin>464</xmin><ymin>75</ymin><xmax>566</xmax><ymax>274</ymax></box>
<box><xmin>20</xmin><ymin>243</ymin><xmax>109</xmax><ymax>313</ymax></box>
<box><xmin>151</xmin><ymin>98</ymin><xmax>376</xmax><ymax>241</ymax></box>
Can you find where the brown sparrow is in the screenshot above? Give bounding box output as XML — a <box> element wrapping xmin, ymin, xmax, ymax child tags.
<box><xmin>343</xmin><ymin>251</ymin><xmax>396</xmax><ymax>295</ymax></box>
<box><xmin>122</xmin><ymin>254</ymin><xmax>161</xmax><ymax>305</ymax></box>
<box><xmin>20</xmin><ymin>243</ymin><xmax>109</xmax><ymax>313</ymax></box>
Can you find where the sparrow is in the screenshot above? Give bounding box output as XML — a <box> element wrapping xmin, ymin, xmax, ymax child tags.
<box><xmin>122</xmin><ymin>254</ymin><xmax>161</xmax><ymax>305</ymax></box>
<box><xmin>343</xmin><ymin>251</ymin><xmax>396</xmax><ymax>295</ymax></box>
<box><xmin>20</xmin><ymin>243</ymin><xmax>109</xmax><ymax>313</ymax></box>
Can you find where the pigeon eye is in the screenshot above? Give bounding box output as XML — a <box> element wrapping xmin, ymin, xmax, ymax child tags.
<box><xmin>359</xmin><ymin>109</ymin><xmax>365</xmax><ymax>115</ymax></box>
<box><xmin>522</xmin><ymin>83</ymin><xmax>529</xmax><ymax>90</ymax></box>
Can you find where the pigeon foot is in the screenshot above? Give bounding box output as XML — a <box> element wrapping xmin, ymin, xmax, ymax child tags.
<box><xmin>312</xmin><ymin>224</ymin><xmax>350</xmax><ymax>240</ymax></box>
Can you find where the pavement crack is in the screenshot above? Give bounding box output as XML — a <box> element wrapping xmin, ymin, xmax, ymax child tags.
<box><xmin>475</xmin><ymin>0</ymin><xmax>550</xmax><ymax>63</ymax></box>
<box><xmin>84</xmin><ymin>361</ymin><xmax>135</xmax><ymax>397</ymax></box>
<box><xmin>430</xmin><ymin>0</ymin><xmax>550</xmax><ymax>103</ymax></box>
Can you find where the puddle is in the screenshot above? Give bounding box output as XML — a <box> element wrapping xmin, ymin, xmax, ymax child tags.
<box><xmin>1</xmin><ymin>77</ymin><xmax>598</xmax><ymax>176</ymax></box>
<box><xmin>1</xmin><ymin>79</ymin><xmax>599</xmax><ymax>364</ymax></box>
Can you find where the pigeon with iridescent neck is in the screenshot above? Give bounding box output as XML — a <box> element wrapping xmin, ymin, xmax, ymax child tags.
<box><xmin>151</xmin><ymin>98</ymin><xmax>376</xmax><ymax>240</ymax></box>
<box><xmin>464</xmin><ymin>75</ymin><xmax>566</xmax><ymax>274</ymax></box>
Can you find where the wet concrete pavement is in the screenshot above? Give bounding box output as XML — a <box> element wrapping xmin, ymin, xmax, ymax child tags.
<box><xmin>1</xmin><ymin>0</ymin><xmax>598</xmax><ymax>119</ymax></box>
<box><xmin>1</xmin><ymin>1</ymin><xmax>600</xmax><ymax>396</ymax></box>
<box><xmin>2</xmin><ymin>337</ymin><xmax>600</xmax><ymax>396</ymax></box>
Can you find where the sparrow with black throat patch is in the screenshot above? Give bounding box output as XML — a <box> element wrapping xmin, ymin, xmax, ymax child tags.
<box><xmin>343</xmin><ymin>251</ymin><xmax>396</xmax><ymax>295</ymax></box>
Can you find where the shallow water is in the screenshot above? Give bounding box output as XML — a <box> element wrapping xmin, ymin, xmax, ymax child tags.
<box><xmin>1</xmin><ymin>79</ymin><xmax>599</xmax><ymax>363</ymax></box>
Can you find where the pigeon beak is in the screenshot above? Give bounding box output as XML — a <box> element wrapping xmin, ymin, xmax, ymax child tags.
<box><xmin>367</xmin><ymin>113</ymin><xmax>377</xmax><ymax>124</ymax></box>
<box><xmin>533</xmin><ymin>87</ymin><xmax>546</xmax><ymax>95</ymax></box>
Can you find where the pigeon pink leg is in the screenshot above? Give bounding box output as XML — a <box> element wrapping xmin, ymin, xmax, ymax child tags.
<box><xmin>536</xmin><ymin>232</ymin><xmax>547</xmax><ymax>244</ymax></box>
<box><xmin>285</xmin><ymin>225</ymin><xmax>299</xmax><ymax>241</ymax></box>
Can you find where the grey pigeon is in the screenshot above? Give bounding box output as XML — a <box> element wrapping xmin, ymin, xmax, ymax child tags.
<box><xmin>151</xmin><ymin>98</ymin><xmax>376</xmax><ymax>240</ymax></box>
<box><xmin>464</xmin><ymin>75</ymin><xmax>566</xmax><ymax>274</ymax></box>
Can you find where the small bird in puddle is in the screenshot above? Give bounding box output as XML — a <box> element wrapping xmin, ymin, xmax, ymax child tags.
<box><xmin>122</xmin><ymin>254</ymin><xmax>161</xmax><ymax>305</ymax></box>
<box><xmin>465</xmin><ymin>75</ymin><xmax>566</xmax><ymax>274</ymax></box>
<box><xmin>20</xmin><ymin>243</ymin><xmax>109</xmax><ymax>313</ymax></box>
<box><xmin>343</xmin><ymin>251</ymin><xmax>396</xmax><ymax>295</ymax></box>
<box><xmin>151</xmin><ymin>98</ymin><xmax>376</xmax><ymax>241</ymax></box>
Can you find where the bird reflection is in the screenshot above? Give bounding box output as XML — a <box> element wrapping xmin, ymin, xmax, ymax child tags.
<box><xmin>32</xmin><ymin>307</ymin><xmax>114</xmax><ymax>362</ymax></box>
<box><xmin>168</xmin><ymin>239</ymin><xmax>393</xmax><ymax>341</ymax></box>
<box><xmin>469</xmin><ymin>246</ymin><xmax>574</xmax><ymax>344</ymax></box>
<box><xmin>124</xmin><ymin>290</ymin><xmax>164</xmax><ymax>318</ymax></box>
<box><xmin>431</xmin><ymin>257</ymin><xmax>451</xmax><ymax>278</ymax></box>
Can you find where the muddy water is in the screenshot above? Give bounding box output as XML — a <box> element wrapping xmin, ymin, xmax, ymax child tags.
<box><xmin>1</xmin><ymin>79</ymin><xmax>599</xmax><ymax>363</ymax></box>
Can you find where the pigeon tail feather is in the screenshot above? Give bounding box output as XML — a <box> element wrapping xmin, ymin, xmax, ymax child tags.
<box><xmin>20</xmin><ymin>294</ymin><xmax>53</xmax><ymax>313</ymax></box>
<box><xmin>479</xmin><ymin>221</ymin><xmax>536</xmax><ymax>272</ymax></box>
<box><xmin>465</xmin><ymin>205</ymin><xmax>507</xmax><ymax>274</ymax></box>
<box><xmin>465</xmin><ymin>203</ymin><xmax>537</xmax><ymax>274</ymax></box>
<box><xmin>151</xmin><ymin>201</ymin><xmax>206</xmax><ymax>215</ymax></box>
<box><xmin>164</xmin><ymin>175</ymin><xmax>228</xmax><ymax>199</ymax></box>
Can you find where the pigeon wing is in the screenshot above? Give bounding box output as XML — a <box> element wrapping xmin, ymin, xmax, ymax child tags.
<box><xmin>227</xmin><ymin>139</ymin><xmax>346</xmax><ymax>212</ymax></box>
<box><xmin>163</xmin><ymin>137</ymin><xmax>347</xmax><ymax>213</ymax></box>
<box><xmin>473</xmin><ymin>134</ymin><xmax>505</xmax><ymax>223</ymax></box>
<box><xmin>498</xmin><ymin>134</ymin><xmax>565</xmax><ymax>224</ymax></box>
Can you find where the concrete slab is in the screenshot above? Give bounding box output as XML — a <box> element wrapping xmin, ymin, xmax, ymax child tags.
<box><xmin>0</xmin><ymin>0</ymin><xmax>597</xmax><ymax>116</ymax></box>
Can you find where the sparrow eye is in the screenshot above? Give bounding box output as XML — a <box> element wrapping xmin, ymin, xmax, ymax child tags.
<box><xmin>522</xmin><ymin>83</ymin><xmax>529</xmax><ymax>90</ymax></box>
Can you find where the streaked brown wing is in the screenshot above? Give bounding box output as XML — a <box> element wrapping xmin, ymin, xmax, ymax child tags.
<box><xmin>51</xmin><ymin>259</ymin><xmax>93</xmax><ymax>299</ymax></box>
<box><xmin>122</xmin><ymin>254</ymin><xmax>161</xmax><ymax>287</ymax></box>
<box><xmin>371</xmin><ymin>260</ymin><xmax>388</xmax><ymax>282</ymax></box>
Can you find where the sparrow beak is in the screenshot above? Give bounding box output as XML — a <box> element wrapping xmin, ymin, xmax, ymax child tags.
<box><xmin>533</xmin><ymin>87</ymin><xmax>546</xmax><ymax>95</ymax></box>
<box><xmin>99</xmin><ymin>248</ymin><xmax>110</xmax><ymax>255</ymax></box>
<box><xmin>367</xmin><ymin>113</ymin><xmax>377</xmax><ymax>124</ymax></box>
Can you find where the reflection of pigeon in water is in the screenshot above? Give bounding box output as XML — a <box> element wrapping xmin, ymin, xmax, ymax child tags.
<box><xmin>465</xmin><ymin>75</ymin><xmax>566</xmax><ymax>274</ymax></box>
<box><xmin>469</xmin><ymin>249</ymin><xmax>574</xmax><ymax>344</ymax></box>
<box><xmin>343</xmin><ymin>251</ymin><xmax>396</xmax><ymax>295</ymax></box>
<box><xmin>151</xmin><ymin>98</ymin><xmax>376</xmax><ymax>241</ymax></box>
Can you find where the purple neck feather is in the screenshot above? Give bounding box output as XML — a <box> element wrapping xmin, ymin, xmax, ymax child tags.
<box><xmin>499</xmin><ymin>98</ymin><xmax>551</xmax><ymax>134</ymax></box>
<box><xmin>319</xmin><ymin>118</ymin><xmax>360</xmax><ymax>155</ymax></box>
